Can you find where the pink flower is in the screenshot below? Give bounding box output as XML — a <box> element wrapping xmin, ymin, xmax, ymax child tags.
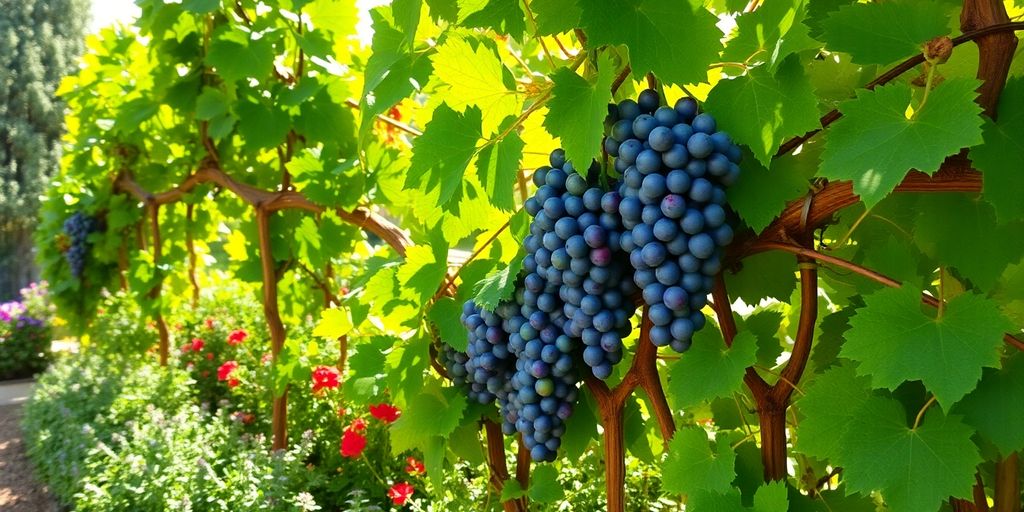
<box><xmin>311</xmin><ymin>366</ymin><xmax>340</xmax><ymax>393</ymax></box>
<box><xmin>227</xmin><ymin>329</ymin><xmax>248</xmax><ymax>346</ymax></box>
<box><xmin>405</xmin><ymin>457</ymin><xmax>425</xmax><ymax>475</ymax></box>
<box><xmin>387</xmin><ymin>482</ymin><xmax>415</xmax><ymax>505</ymax></box>
<box><xmin>217</xmin><ymin>361</ymin><xmax>239</xmax><ymax>382</ymax></box>
<box><xmin>369</xmin><ymin>403</ymin><xmax>400</xmax><ymax>423</ymax></box>
<box><xmin>340</xmin><ymin>429</ymin><xmax>366</xmax><ymax>458</ymax></box>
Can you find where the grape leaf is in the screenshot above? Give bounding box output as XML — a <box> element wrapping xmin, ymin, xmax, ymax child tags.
<box><xmin>543</xmin><ymin>54</ymin><xmax>615</xmax><ymax>175</ymax></box>
<box><xmin>475</xmin><ymin>117</ymin><xmax>524</xmax><ymax>211</ymax></box>
<box><xmin>706</xmin><ymin>57</ymin><xmax>820</xmax><ymax>167</ymax></box>
<box><xmin>728</xmin><ymin>146</ymin><xmax>816</xmax><ymax>233</ymax></box>
<box><xmin>312</xmin><ymin>306</ymin><xmax>354</xmax><ymax>339</ymax></box>
<box><xmin>819</xmin><ymin>79</ymin><xmax>984</xmax><ymax>208</ymax></box>
<box><xmin>344</xmin><ymin>336</ymin><xmax>394</xmax><ymax>403</ymax></box>
<box><xmin>431</xmin><ymin>36</ymin><xmax>521</xmax><ymax>136</ymax></box>
<box><xmin>206</xmin><ymin>35</ymin><xmax>275</xmax><ymax>83</ymax></box>
<box><xmin>578</xmin><ymin>0</ymin><xmax>722</xmax><ymax>87</ymax></box>
<box><xmin>390</xmin><ymin>385</ymin><xmax>467</xmax><ymax>454</ymax></box>
<box><xmin>195</xmin><ymin>87</ymin><xmax>228</xmax><ymax>120</ymax></box>
<box><xmin>661</xmin><ymin>427</ymin><xmax>736</xmax><ymax>495</ymax></box>
<box><xmin>531</xmin><ymin>0</ymin><xmax>580</xmax><ymax>36</ymax></box>
<box><xmin>837</xmin><ymin>396</ymin><xmax>981</xmax><ymax>511</ymax></box>
<box><xmin>914</xmin><ymin>193</ymin><xmax>1024</xmax><ymax>291</ymax></box>
<box><xmin>360</xmin><ymin>9</ymin><xmax>433</xmax><ymax>139</ymax></box>
<box><xmin>528</xmin><ymin>465</ymin><xmax>564</xmax><ymax>502</ymax></box>
<box><xmin>459</xmin><ymin>0</ymin><xmax>525</xmax><ymax>37</ymax></box>
<box><xmin>406</xmin><ymin>103</ymin><xmax>482</xmax><ymax>211</ymax></box>
<box><xmin>972</xmin><ymin>77</ymin><xmax>1024</xmax><ymax>222</ymax></box>
<box><xmin>473</xmin><ymin>251</ymin><xmax>524</xmax><ymax>311</ymax></box>
<box><xmin>725</xmin><ymin>251</ymin><xmax>798</xmax><ymax>303</ymax></box>
<box><xmin>743</xmin><ymin>309</ymin><xmax>785</xmax><ymax>368</ymax></box>
<box><xmin>804</xmin><ymin>0</ymin><xmax>852</xmax><ymax>40</ymax></box>
<box><xmin>793</xmin><ymin>363</ymin><xmax>873</xmax><ymax>460</ymax></box>
<box><xmin>182</xmin><ymin>0</ymin><xmax>219</xmax><ymax>13</ymax></box>
<box><xmin>820</xmin><ymin>0</ymin><xmax>951</xmax><ymax>65</ymax></box>
<box><xmin>721</xmin><ymin>0</ymin><xmax>819</xmax><ymax>71</ymax></box>
<box><xmin>841</xmin><ymin>285</ymin><xmax>1012</xmax><ymax>409</ymax></box>
<box><xmin>396</xmin><ymin>237</ymin><xmax>450</xmax><ymax>307</ymax></box>
<box><xmin>687</xmin><ymin>483</ymin><xmax>789</xmax><ymax>512</ymax></box>
<box><xmin>428</xmin><ymin>297</ymin><xmax>467</xmax><ymax>351</ymax></box>
<box><xmin>953</xmin><ymin>354</ymin><xmax>1024</xmax><ymax>456</ymax></box>
<box><xmin>667</xmin><ymin>330</ymin><xmax>757</xmax><ymax>408</ymax></box>
<box><xmin>236</xmin><ymin>101</ymin><xmax>290</xmax><ymax>150</ymax></box>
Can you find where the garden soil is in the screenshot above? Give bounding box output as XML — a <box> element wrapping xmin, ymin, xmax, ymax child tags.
<box><xmin>0</xmin><ymin>402</ymin><xmax>59</xmax><ymax>511</ymax></box>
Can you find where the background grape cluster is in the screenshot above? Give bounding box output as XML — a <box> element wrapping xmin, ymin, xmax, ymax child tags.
<box><xmin>447</xmin><ymin>90</ymin><xmax>742</xmax><ymax>461</ymax></box>
<box><xmin>62</xmin><ymin>211</ymin><xmax>98</xmax><ymax>278</ymax></box>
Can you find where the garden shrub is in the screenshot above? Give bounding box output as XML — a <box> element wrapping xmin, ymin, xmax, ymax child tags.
<box><xmin>0</xmin><ymin>281</ymin><xmax>55</xmax><ymax>379</ymax></box>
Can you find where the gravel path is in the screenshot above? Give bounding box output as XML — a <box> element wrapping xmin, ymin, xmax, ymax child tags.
<box><xmin>0</xmin><ymin>387</ymin><xmax>60</xmax><ymax>511</ymax></box>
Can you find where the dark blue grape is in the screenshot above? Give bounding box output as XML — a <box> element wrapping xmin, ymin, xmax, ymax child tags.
<box><xmin>648</xmin><ymin>126</ymin><xmax>674</xmax><ymax>152</ymax></box>
<box><xmin>638</xmin><ymin>89</ymin><xmax>660</xmax><ymax>113</ymax></box>
<box><xmin>692</xmin><ymin>113</ymin><xmax>716</xmax><ymax>134</ymax></box>
<box><xmin>674</xmin><ymin>97</ymin><xmax>699</xmax><ymax>121</ymax></box>
<box><xmin>686</xmin><ymin>132</ymin><xmax>714</xmax><ymax>159</ymax></box>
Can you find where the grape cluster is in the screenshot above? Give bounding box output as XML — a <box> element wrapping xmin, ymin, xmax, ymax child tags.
<box><xmin>448</xmin><ymin>90</ymin><xmax>741</xmax><ymax>461</ymax></box>
<box><xmin>62</xmin><ymin>212</ymin><xmax>98</xmax><ymax>278</ymax></box>
<box><xmin>606</xmin><ymin>90</ymin><xmax>741</xmax><ymax>352</ymax></box>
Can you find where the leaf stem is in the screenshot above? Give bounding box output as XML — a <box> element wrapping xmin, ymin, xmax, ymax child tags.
<box><xmin>833</xmin><ymin>208</ymin><xmax>871</xmax><ymax>249</ymax></box>
<box><xmin>937</xmin><ymin>267</ymin><xmax>946</xmax><ymax>319</ymax></box>
<box><xmin>521</xmin><ymin>0</ymin><xmax>556</xmax><ymax>69</ymax></box>
<box><xmin>912</xmin><ymin>395</ymin><xmax>938</xmax><ymax>431</ymax></box>
<box><xmin>915</xmin><ymin>61</ymin><xmax>938</xmax><ymax>115</ymax></box>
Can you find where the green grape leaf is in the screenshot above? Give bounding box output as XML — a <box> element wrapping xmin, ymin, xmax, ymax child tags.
<box><xmin>953</xmin><ymin>354</ymin><xmax>1024</xmax><ymax>456</ymax></box>
<box><xmin>428</xmin><ymin>297</ymin><xmax>467</xmax><ymax>351</ymax></box>
<box><xmin>706</xmin><ymin>57</ymin><xmax>820</xmax><ymax>167</ymax></box>
<box><xmin>473</xmin><ymin>251</ymin><xmax>524</xmax><ymax>311</ymax></box>
<box><xmin>360</xmin><ymin>9</ymin><xmax>432</xmax><ymax>139</ymax></box>
<box><xmin>661</xmin><ymin>426</ymin><xmax>736</xmax><ymax>495</ymax></box>
<box><xmin>819</xmin><ymin>79</ymin><xmax>984</xmax><ymax>208</ymax></box>
<box><xmin>728</xmin><ymin>148</ymin><xmax>816</xmax><ymax>233</ymax></box>
<box><xmin>579</xmin><ymin>0</ymin><xmax>722</xmax><ymax>87</ymax></box>
<box><xmin>744</xmin><ymin>309</ymin><xmax>785</xmax><ymax>368</ymax></box>
<box><xmin>528</xmin><ymin>465</ymin><xmax>565</xmax><ymax>502</ymax></box>
<box><xmin>195</xmin><ymin>87</ymin><xmax>228</xmax><ymax>120</ymax></box>
<box><xmin>667</xmin><ymin>330</ymin><xmax>757</xmax><ymax>408</ymax></box>
<box><xmin>532</xmin><ymin>0</ymin><xmax>581</xmax><ymax>35</ymax></box>
<box><xmin>459</xmin><ymin>0</ymin><xmax>526</xmax><ymax>37</ymax></box>
<box><xmin>236</xmin><ymin>101</ymin><xmax>291</xmax><ymax>150</ymax></box>
<box><xmin>182</xmin><ymin>0</ymin><xmax>220</xmax><ymax>13</ymax></box>
<box><xmin>500</xmin><ymin>480</ymin><xmax>527</xmax><ymax>502</ymax></box>
<box><xmin>543</xmin><ymin>54</ymin><xmax>615</xmax><ymax>175</ymax></box>
<box><xmin>390</xmin><ymin>385</ymin><xmax>467</xmax><ymax>454</ymax></box>
<box><xmin>725</xmin><ymin>251</ymin><xmax>797</xmax><ymax>303</ymax></box>
<box><xmin>344</xmin><ymin>336</ymin><xmax>394</xmax><ymax>403</ymax></box>
<box><xmin>406</xmin><ymin>103</ymin><xmax>482</xmax><ymax>211</ymax></box>
<box><xmin>794</xmin><ymin>363</ymin><xmax>873</xmax><ymax>460</ymax></box>
<box><xmin>431</xmin><ymin>36</ymin><xmax>521</xmax><ymax>136</ymax></box>
<box><xmin>972</xmin><ymin>77</ymin><xmax>1024</xmax><ymax>222</ymax></box>
<box><xmin>206</xmin><ymin>35</ymin><xmax>275</xmax><ymax>83</ymax></box>
<box><xmin>914</xmin><ymin>193</ymin><xmax>1024</xmax><ymax>291</ymax></box>
<box><xmin>805</xmin><ymin>0</ymin><xmax>853</xmax><ymax>40</ymax></box>
<box><xmin>721</xmin><ymin>0</ymin><xmax>819</xmax><ymax>71</ymax></box>
<box><xmin>312</xmin><ymin>306</ymin><xmax>354</xmax><ymax>339</ymax></box>
<box><xmin>841</xmin><ymin>286</ymin><xmax>1012</xmax><ymax>409</ymax></box>
<box><xmin>820</xmin><ymin>0</ymin><xmax>950</xmax><ymax>64</ymax></box>
<box><xmin>837</xmin><ymin>396</ymin><xmax>981</xmax><ymax>511</ymax></box>
<box><xmin>687</xmin><ymin>483</ymin><xmax>789</xmax><ymax>512</ymax></box>
<box><xmin>396</xmin><ymin>231</ymin><xmax>450</xmax><ymax>307</ymax></box>
<box><xmin>475</xmin><ymin>118</ymin><xmax>524</xmax><ymax>211</ymax></box>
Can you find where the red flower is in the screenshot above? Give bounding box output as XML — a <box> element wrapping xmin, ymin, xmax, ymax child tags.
<box><xmin>311</xmin><ymin>365</ymin><xmax>340</xmax><ymax>393</ymax></box>
<box><xmin>180</xmin><ymin>343</ymin><xmax>191</xmax><ymax>353</ymax></box>
<box><xmin>206</xmin><ymin>352</ymin><xmax>214</xmax><ymax>360</ymax></box>
<box><xmin>347</xmin><ymin>418</ymin><xmax>367</xmax><ymax>433</ymax></box>
<box><xmin>339</xmin><ymin>429</ymin><xmax>366</xmax><ymax>458</ymax></box>
<box><xmin>191</xmin><ymin>338</ymin><xmax>204</xmax><ymax>351</ymax></box>
<box><xmin>387</xmin><ymin>482</ymin><xmax>415</xmax><ymax>506</ymax></box>
<box><xmin>227</xmin><ymin>329</ymin><xmax>248</xmax><ymax>346</ymax></box>
<box><xmin>217</xmin><ymin>360</ymin><xmax>239</xmax><ymax>381</ymax></box>
<box><xmin>205</xmin><ymin>318</ymin><xmax>215</xmax><ymax>329</ymax></box>
<box><xmin>405</xmin><ymin>457</ymin><xmax>425</xmax><ymax>475</ymax></box>
<box><xmin>369</xmin><ymin>403</ymin><xmax>400</xmax><ymax>423</ymax></box>
<box><xmin>201</xmin><ymin>370</ymin><xmax>210</xmax><ymax>378</ymax></box>
<box><xmin>228</xmin><ymin>378</ymin><xmax>240</xmax><ymax>388</ymax></box>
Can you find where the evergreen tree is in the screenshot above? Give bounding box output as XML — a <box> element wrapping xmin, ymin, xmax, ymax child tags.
<box><xmin>0</xmin><ymin>0</ymin><xmax>89</xmax><ymax>299</ymax></box>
